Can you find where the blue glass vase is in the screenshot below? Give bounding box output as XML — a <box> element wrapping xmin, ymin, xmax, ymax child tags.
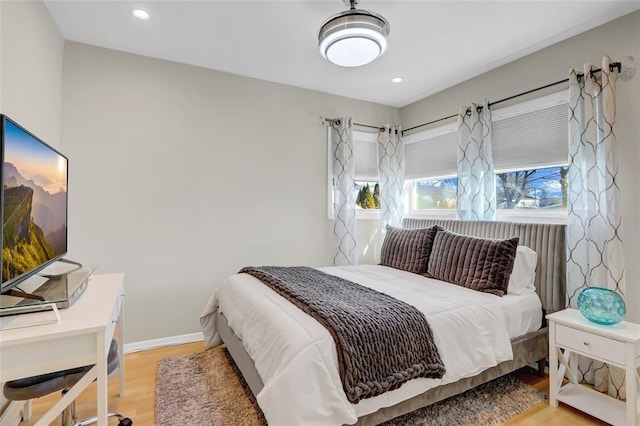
<box><xmin>577</xmin><ymin>287</ymin><xmax>626</xmax><ymax>325</ymax></box>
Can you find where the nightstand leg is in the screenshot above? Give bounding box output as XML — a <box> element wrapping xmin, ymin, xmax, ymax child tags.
<box><xmin>549</xmin><ymin>325</ymin><xmax>558</xmax><ymax>408</ymax></box>
<box><xmin>568</xmin><ymin>351</ymin><xmax>579</xmax><ymax>384</ymax></box>
<box><xmin>625</xmin><ymin>343</ymin><xmax>637</xmax><ymax>426</ymax></box>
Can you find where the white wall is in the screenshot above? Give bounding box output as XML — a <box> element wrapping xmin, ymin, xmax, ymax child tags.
<box><xmin>60</xmin><ymin>42</ymin><xmax>398</xmax><ymax>343</ymax></box>
<box><xmin>0</xmin><ymin>0</ymin><xmax>64</xmax><ymax>420</ymax></box>
<box><xmin>0</xmin><ymin>0</ymin><xmax>64</xmax><ymax>147</ymax></box>
<box><xmin>401</xmin><ymin>11</ymin><xmax>640</xmax><ymax>322</ymax></box>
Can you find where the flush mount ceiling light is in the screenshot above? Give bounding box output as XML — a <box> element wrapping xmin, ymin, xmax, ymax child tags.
<box><xmin>318</xmin><ymin>0</ymin><xmax>390</xmax><ymax>67</ymax></box>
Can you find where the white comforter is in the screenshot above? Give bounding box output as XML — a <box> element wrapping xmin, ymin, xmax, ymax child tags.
<box><xmin>200</xmin><ymin>265</ymin><xmax>518</xmax><ymax>426</ymax></box>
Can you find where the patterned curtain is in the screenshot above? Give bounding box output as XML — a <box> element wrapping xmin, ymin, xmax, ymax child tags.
<box><xmin>331</xmin><ymin>117</ymin><xmax>357</xmax><ymax>266</ymax></box>
<box><xmin>566</xmin><ymin>56</ymin><xmax>626</xmax><ymax>398</ymax></box>
<box><xmin>456</xmin><ymin>100</ymin><xmax>496</xmax><ymax>220</ymax></box>
<box><xmin>377</xmin><ymin>125</ymin><xmax>405</xmax><ymax>230</ymax></box>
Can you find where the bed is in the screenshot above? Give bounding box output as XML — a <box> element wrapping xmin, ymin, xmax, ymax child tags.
<box><xmin>200</xmin><ymin>218</ymin><xmax>566</xmax><ymax>425</ymax></box>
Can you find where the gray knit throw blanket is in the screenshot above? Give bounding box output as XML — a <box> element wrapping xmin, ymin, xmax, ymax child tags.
<box><xmin>239</xmin><ymin>266</ymin><xmax>446</xmax><ymax>403</ymax></box>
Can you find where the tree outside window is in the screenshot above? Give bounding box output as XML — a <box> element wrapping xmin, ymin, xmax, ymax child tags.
<box><xmin>495</xmin><ymin>166</ymin><xmax>568</xmax><ymax>209</ymax></box>
<box><xmin>355</xmin><ymin>181</ymin><xmax>380</xmax><ymax>209</ymax></box>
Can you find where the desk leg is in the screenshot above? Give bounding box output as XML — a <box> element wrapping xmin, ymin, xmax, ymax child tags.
<box><xmin>118</xmin><ymin>293</ymin><xmax>126</xmax><ymax>397</ymax></box>
<box><xmin>34</xmin><ymin>367</ymin><xmax>97</xmax><ymax>426</ymax></box>
<box><xmin>96</xmin><ymin>333</ymin><xmax>108</xmax><ymax>426</ymax></box>
<box><xmin>549</xmin><ymin>323</ymin><xmax>558</xmax><ymax>408</ymax></box>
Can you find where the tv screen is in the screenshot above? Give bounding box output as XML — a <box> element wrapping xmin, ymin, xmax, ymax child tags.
<box><xmin>1</xmin><ymin>115</ymin><xmax>68</xmax><ymax>294</ymax></box>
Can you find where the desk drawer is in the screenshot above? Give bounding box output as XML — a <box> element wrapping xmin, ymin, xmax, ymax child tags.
<box><xmin>556</xmin><ymin>324</ymin><xmax>625</xmax><ymax>366</ymax></box>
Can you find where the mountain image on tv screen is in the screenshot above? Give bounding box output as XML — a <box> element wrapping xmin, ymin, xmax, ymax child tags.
<box><xmin>2</xmin><ymin>120</ymin><xmax>67</xmax><ymax>284</ymax></box>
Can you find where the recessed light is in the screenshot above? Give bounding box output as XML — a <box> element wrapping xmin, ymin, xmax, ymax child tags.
<box><xmin>132</xmin><ymin>9</ymin><xmax>150</xmax><ymax>20</ymax></box>
<box><xmin>391</xmin><ymin>77</ymin><xmax>403</xmax><ymax>83</ymax></box>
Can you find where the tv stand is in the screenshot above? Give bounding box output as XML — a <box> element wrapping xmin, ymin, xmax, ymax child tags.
<box><xmin>59</xmin><ymin>258</ymin><xmax>82</xmax><ymax>266</ymax></box>
<box><xmin>3</xmin><ymin>288</ymin><xmax>45</xmax><ymax>302</ymax></box>
<box><xmin>0</xmin><ymin>266</ymin><xmax>96</xmax><ymax>316</ymax></box>
<box><xmin>39</xmin><ymin>258</ymin><xmax>84</xmax><ymax>279</ymax></box>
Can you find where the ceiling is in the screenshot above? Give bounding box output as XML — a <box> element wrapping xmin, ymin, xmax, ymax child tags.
<box><xmin>44</xmin><ymin>1</ymin><xmax>640</xmax><ymax>108</ymax></box>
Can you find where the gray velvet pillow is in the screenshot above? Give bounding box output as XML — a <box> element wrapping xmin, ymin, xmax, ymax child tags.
<box><xmin>426</xmin><ymin>230</ymin><xmax>519</xmax><ymax>296</ymax></box>
<box><xmin>380</xmin><ymin>225</ymin><xmax>442</xmax><ymax>274</ymax></box>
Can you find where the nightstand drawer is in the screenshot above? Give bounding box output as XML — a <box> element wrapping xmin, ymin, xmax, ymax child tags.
<box><xmin>556</xmin><ymin>324</ymin><xmax>625</xmax><ymax>365</ymax></box>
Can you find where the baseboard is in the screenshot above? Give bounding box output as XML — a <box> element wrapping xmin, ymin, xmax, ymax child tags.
<box><xmin>123</xmin><ymin>332</ymin><xmax>204</xmax><ymax>354</ymax></box>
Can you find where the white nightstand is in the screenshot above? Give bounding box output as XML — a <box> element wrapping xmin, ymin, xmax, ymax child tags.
<box><xmin>547</xmin><ymin>308</ymin><xmax>640</xmax><ymax>426</ymax></box>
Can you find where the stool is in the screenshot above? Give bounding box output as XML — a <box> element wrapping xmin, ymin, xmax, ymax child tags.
<box><xmin>3</xmin><ymin>339</ymin><xmax>132</xmax><ymax>426</ymax></box>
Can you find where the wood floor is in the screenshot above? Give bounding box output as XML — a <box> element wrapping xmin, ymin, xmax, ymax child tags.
<box><xmin>21</xmin><ymin>341</ymin><xmax>607</xmax><ymax>426</ymax></box>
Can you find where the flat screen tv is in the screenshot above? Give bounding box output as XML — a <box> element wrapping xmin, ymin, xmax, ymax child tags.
<box><xmin>1</xmin><ymin>115</ymin><xmax>68</xmax><ymax>295</ymax></box>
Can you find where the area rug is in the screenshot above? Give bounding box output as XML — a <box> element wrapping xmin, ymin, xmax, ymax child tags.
<box><xmin>155</xmin><ymin>346</ymin><xmax>546</xmax><ymax>425</ymax></box>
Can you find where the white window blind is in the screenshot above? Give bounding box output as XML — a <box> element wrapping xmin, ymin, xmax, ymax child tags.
<box><xmin>404</xmin><ymin>91</ymin><xmax>568</xmax><ymax>179</ymax></box>
<box><xmin>493</xmin><ymin>103</ymin><xmax>568</xmax><ymax>171</ymax></box>
<box><xmin>404</xmin><ymin>131</ymin><xmax>458</xmax><ymax>180</ymax></box>
<box><xmin>354</xmin><ymin>135</ymin><xmax>378</xmax><ymax>181</ymax></box>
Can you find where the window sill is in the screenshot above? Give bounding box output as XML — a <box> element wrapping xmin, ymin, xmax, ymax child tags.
<box><xmin>405</xmin><ymin>210</ymin><xmax>457</xmax><ymax>220</ymax></box>
<box><xmin>405</xmin><ymin>210</ymin><xmax>567</xmax><ymax>224</ymax></box>
<box><xmin>327</xmin><ymin>209</ymin><xmax>382</xmax><ymax>221</ymax></box>
<box><xmin>356</xmin><ymin>209</ymin><xmax>381</xmax><ymax>220</ymax></box>
<box><xmin>496</xmin><ymin>210</ymin><xmax>567</xmax><ymax>224</ymax></box>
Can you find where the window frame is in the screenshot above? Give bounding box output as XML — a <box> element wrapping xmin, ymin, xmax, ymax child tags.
<box><xmin>404</xmin><ymin>90</ymin><xmax>569</xmax><ymax>224</ymax></box>
<box><xmin>405</xmin><ymin>175</ymin><xmax>568</xmax><ymax>224</ymax></box>
<box><xmin>327</xmin><ymin>129</ymin><xmax>381</xmax><ymax>220</ymax></box>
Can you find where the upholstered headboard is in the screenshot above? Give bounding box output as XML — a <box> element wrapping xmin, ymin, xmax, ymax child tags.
<box><xmin>402</xmin><ymin>218</ymin><xmax>566</xmax><ymax>315</ymax></box>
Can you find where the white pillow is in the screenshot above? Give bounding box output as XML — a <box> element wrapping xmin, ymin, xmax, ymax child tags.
<box><xmin>507</xmin><ymin>246</ymin><xmax>538</xmax><ymax>296</ymax></box>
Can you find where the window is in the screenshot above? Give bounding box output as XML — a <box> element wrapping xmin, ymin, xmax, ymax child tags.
<box><xmin>496</xmin><ymin>166</ymin><xmax>567</xmax><ymax>210</ymax></box>
<box><xmin>404</xmin><ymin>91</ymin><xmax>569</xmax><ymax>223</ymax></box>
<box><xmin>327</xmin><ymin>92</ymin><xmax>569</xmax><ymax>222</ymax></box>
<box><xmin>409</xmin><ymin>165</ymin><xmax>567</xmax><ymax>212</ymax></box>
<box><xmin>413</xmin><ymin>176</ymin><xmax>458</xmax><ymax>209</ymax></box>
<box><xmin>355</xmin><ymin>181</ymin><xmax>380</xmax><ymax>209</ymax></box>
<box><xmin>327</xmin><ymin>130</ymin><xmax>381</xmax><ymax>219</ymax></box>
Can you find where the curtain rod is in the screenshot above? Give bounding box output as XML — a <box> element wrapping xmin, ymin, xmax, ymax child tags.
<box><xmin>402</xmin><ymin>62</ymin><xmax>622</xmax><ymax>135</ymax></box>
<box><xmin>323</xmin><ymin>117</ymin><xmax>385</xmax><ymax>132</ymax></box>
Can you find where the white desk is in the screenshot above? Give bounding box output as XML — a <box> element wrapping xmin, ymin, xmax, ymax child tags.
<box><xmin>0</xmin><ymin>273</ymin><xmax>126</xmax><ymax>426</ymax></box>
